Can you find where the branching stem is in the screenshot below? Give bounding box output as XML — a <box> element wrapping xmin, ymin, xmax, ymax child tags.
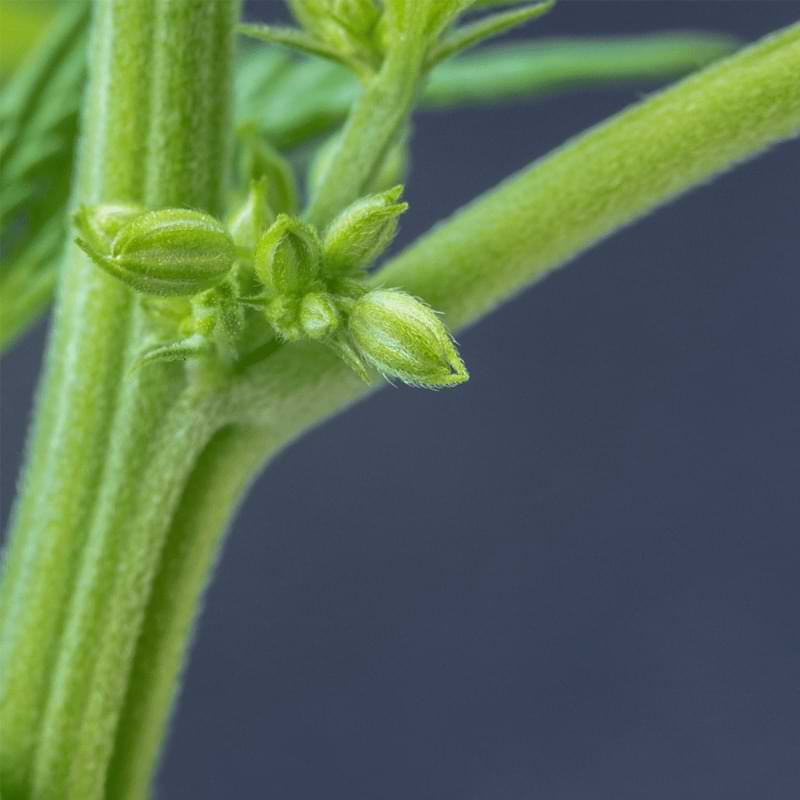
<box><xmin>0</xmin><ymin>11</ymin><xmax>798</xmax><ymax>800</ymax></box>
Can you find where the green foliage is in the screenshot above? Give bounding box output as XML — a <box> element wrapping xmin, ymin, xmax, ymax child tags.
<box><xmin>0</xmin><ymin>0</ymin><xmax>89</xmax><ymax>349</ymax></box>
<box><xmin>74</xmin><ymin>185</ymin><xmax>462</xmax><ymax>388</ymax></box>
<box><xmin>427</xmin><ymin>0</ymin><xmax>554</xmax><ymax>66</ymax></box>
<box><xmin>0</xmin><ymin>10</ymin><xmax>740</xmax><ymax>351</ymax></box>
<box><xmin>0</xmin><ymin>1</ymin><xmax>798</xmax><ymax>797</ymax></box>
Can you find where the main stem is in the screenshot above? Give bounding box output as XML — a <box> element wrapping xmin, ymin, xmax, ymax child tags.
<box><xmin>0</xmin><ymin>1</ymin><xmax>238</xmax><ymax>798</ymax></box>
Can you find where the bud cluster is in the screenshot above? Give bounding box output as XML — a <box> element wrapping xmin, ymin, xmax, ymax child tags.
<box><xmin>243</xmin><ymin>1</ymin><xmax>555</xmax><ymax>80</ymax></box>
<box><xmin>75</xmin><ymin>183</ymin><xmax>467</xmax><ymax>389</ymax></box>
<box><xmin>285</xmin><ymin>0</ymin><xmax>384</xmax><ymax>77</ymax></box>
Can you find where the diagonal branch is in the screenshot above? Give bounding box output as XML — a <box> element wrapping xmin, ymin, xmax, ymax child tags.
<box><xmin>232</xmin><ymin>21</ymin><xmax>800</xmax><ymax>436</ymax></box>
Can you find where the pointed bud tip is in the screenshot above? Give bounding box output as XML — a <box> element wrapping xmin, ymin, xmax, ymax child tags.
<box><xmin>74</xmin><ymin>202</ymin><xmax>146</xmax><ymax>254</ymax></box>
<box><xmin>323</xmin><ymin>188</ymin><xmax>408</xmax><ymax>275</ymax></box>
<box><xmin>255</xmin><ymin>214</ymin><xmax>322</xmax><ymax>296</ymax></box>
<box><xmin>348</xmin><ymin>289</ymin><xmax>468</xmax><ymax>390</ymax></box>
<box><xmin>227</xmin><ymin>177</ymin><xmax>274</xmax><ymax>252</ymax></box>
<box><xmin>83</xmin><ymin>208</ymin><xmax>236</xmax><ymax>296</ymax></box>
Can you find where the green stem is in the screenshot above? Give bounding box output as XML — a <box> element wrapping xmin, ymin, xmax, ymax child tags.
<box><xmin>233</xmin><ymin>21</ymin><xmax>800</xmax><ymax>433</ymax></box>
<box><xmin>0</xmin><ymin>30</ymin><xmax>741</xmax><ymax>355</ymax></box>
<box><xmin>0</xmin><ymin>15</ymin><xmax>797</xmax><ymax>800</ymax></box>
<box><xmin>304</xmin><ymin>35</ymin><xmax>427</xmax><ymax>228</ymax></box>
<box><xmin>105</xmin><ymin>426</ymin><xmax>274</xmax><ymax>800</ymax></box>
<box><xmin>0</xmin><ymin>1</ymin><xmax>238</xmax><ymax>797</ymax></box>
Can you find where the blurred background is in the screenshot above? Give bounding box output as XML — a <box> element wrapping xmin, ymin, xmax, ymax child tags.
<box><xmin>2</xmin><ymin>1</ymin><xmax>800</xmax><ymax>798</ymax></box>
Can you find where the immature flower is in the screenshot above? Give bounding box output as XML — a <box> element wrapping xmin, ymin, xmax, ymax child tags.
<box><xmin>348</xmin><ymin>289</ymin><xmax>468</xmax><ymax>387</ymax></box>
<box><xmin>265</xmin><ymin>295</ymin><xmax>303</xmax><ymax>341</ymax></box>
<box><xmin>322</xmin><ymin>185</ymin><xmax>408</xmax><ymax>275</ymax></box>
<box><xmin>290</xmin><ymin>0</ymin><xmax>381</xmax><ymax>61</ymax></box>
<box><xmin>300</xmin><ymin>292</ymin><xmax>340</xmax><ymax>340</ymax></box>
<box><xmin>255</xmin><ymin>214</ymin><xmax>321</xmax><ymax>296</ymax></box>
<box><xmin>238</xmin><ymin>127</ymin><xmax>298</xmax><ymax>215</ymax></box>
<box><xmin>77</xmin><ymin>208</ymin><xmax>235</xmax><ymax>296</ymax></box>
<box><xmin>227</xmin><ymin>177</ymin><xmax>273</xmax><ymax>252</ymax></box>
<box><xmin>74</xmin><ymin>202</ymin><xmax>145</xmax><ymax>252</ymax></box>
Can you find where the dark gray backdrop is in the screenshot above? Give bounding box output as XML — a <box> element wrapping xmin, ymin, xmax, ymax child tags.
<box><xmin>2</xmin><ymin>2</ymin><xmax>799</xmax><ymax>798</ymax></box>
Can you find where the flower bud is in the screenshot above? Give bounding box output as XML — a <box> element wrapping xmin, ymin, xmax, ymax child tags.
<box><xmin>300</xmin><ymin>292</ymin><xmax>340</xmax><ymax>340</ymax></box>
<box><xmin>255</xmin><ymin>214</ymin><xmax>321</xmax><ymax>296</ymax></box>
<box><xmin>265</xmin><ymin>294</ymin><xmax>303</xmax><ymax>341</ymax></box>
<box><xmin>333</xmin><ymin>0</ymin><xmax>381</xmax><ymax>36</ymax></box>
<box><xmin>322</xmin><ymin>185</ymin><xmax>408</xmax><ymax>275</ymax></box>
<box><xmin>291</xmin><ymin>0</ymin><xmax>378</xmax><ymax>54</ymax></box>
<box><xmin>78</xmin><ymin>208</ymin><xmax>235</xmax><ymax>296</ymax></box>
<box><xmin>348</xmin><ymin>289</ymin><xmax>468</xmax><ymax>388</ymax></box>
<box><xmin>238</xmin><ymin>127</ymin><xmax>298</xmax><ymax>214</ymax></box>
<box><xmin>74</xmin><ymin>203</ymin><xmax>146</xmax><ymax>252</ymax></box>
<box><xmin>227</xmin><ymin>177</ymin><xmax>274</xmax><ymax>252</ymax></box>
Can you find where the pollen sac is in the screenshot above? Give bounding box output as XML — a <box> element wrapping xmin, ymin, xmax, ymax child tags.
<box><xmin>348</xmin><ymin>289</ymin><xmax>468</xmax><ymax>388</ymax></box>
<box><xmin>227</xmin><ymin>177</ymin><xmax>274</xmax><ymax>253</ymax></box>
<box><xmin>322</xmin><ymin>185</ymin><xmax>408</xmax><ymax>276</ymax></box>
<box><xmin>300</xmin><ymin>292</ymin><xmax>340</xmax><ymax>340</ymax></box>
<box><xmin>255</xmin><ymin>214</ymin><xmax>321</xmax><ymax>297</ymax></box>
<box><xmin>79</xmin><ymin>208</ymin><xmax>236</xmax><ymax>296</ymax></box>
<box><xmin>74</xmin><ymin>203</ymin><xmax>146</xmax><ymax>252</ymax></box>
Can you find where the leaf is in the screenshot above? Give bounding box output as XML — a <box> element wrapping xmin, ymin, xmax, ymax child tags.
<box><xmin>238</xmin><ymin>23</ymin><xmax>348</xmax><ymax>65</ymax></box>
<box><xmin>427</xmin><ymin>0</ymin><xmax>555</xmax><ymax>67</ymax></box>
<box><xmin>423</xmin><ymin>33</ymin><xmax>741</xmax><ymax>107</ymax></box>
<box><xmin>0</xmin><ymin>0</ymin><xmax>88</xmax><ymax>351</ymax></box>
<box><xmin>130</xmin><ymin>335</ymin><xmax>212</xmax><ymax>372</ymax></box>
<box><xmin>237</xmin><ymin>22</ymin><xmax>371</xmax><ymax>78</ymax></box>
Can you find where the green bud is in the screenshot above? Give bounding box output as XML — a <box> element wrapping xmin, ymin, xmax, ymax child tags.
<box><xmin>194</xmin><ymin>283</ymin><xmax>245</xmax><ymax>342</ymax></box>
<box><xmin>74</xmin><ymin>203</ymin><xmax>146</xmax><ymax>253</ymax></box>
<box><xmin>348</xmin><ymin>289</ymin><xmax>468</xmax><ymax>388</ymax></box>
<box><xmin>238</xmin><ymin>128</ymin><xmax>298</xmax><ymax>215</ymax></box>
<box><xmin>77</xmin><ymin>208</ymin><xmax>235</xmax><ymax>296</ymax></box>
<box><xmin>265</xmin><ymin>294</ymin><xmax>303</xmax><ymax>341</ymax></box>
<box><xmin>255</xmin><ymin>214</ymin><xmax>321</xmax><ymax>296</ymax></box>
<box><xmin>322</xmin><ymin>185</ymin><xmax>408</xmax><ymax>275</ymax></box>
<box><xmin>290</xmin><ymin>0</ymin><xmax>378</xmax><ymax>56</ymax></box>
<box><xmin>300</xmin><ymin>292</ymin><xmax>340</xmax><ymax>340</ymax></box>
<box><xmin>332</xmin><ymin>0</ymin><xmax>381</xmax><ymax>37</ymax></box>
<box><xmin>288</xmin><ymin>0</ymin><xmax>332</xmax><ymax>35</ymax></box>
<box><xmin>227</xmin><ymin>177</ymin><xmax>274</xmax><ymax>252</ymax></box>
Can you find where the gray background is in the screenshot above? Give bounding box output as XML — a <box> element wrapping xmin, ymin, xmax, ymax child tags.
<box><xmin>2</xmin><ymin>1</ymin><xmax>800</xmax><ymax>797</ymax></box>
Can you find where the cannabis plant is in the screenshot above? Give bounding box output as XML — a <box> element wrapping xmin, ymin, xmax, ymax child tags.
<box><xmin>0</xmin><ymin>0</ymin><xmax>798</xmax><ymax>797</ymax></box>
